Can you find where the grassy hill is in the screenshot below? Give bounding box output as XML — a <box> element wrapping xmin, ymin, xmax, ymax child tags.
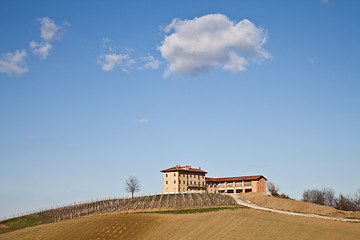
<box><xmin>239</xmin><ymin>192</ymin><xmax>360</xmax><ymax>219</ymax></box>
<box><xmin>0</xmin><ymin>193</ymin><xmax>235</xmax><ymax>234</ymax></box>
<box><xmin>1</xmin><ymin>193</ymin><xmax>360</xmax><ymax>239</ymax></box>
<box><xmin>0</xmin><ymin>214</ymin><xmax>54</xmax><ymax>235</ymax></box>
<box><xmin>0</xmin><ymin>206</ymin><xmax>359</xmax><ymax>240</ymax></box>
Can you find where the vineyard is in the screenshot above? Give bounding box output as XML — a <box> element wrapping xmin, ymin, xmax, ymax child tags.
<box><xmin>38</xmin><ymin>193</ymin><xmax>236</xmax><ymax>221</ymax></box>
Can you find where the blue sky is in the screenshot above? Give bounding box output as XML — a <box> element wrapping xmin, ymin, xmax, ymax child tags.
<box><xmin>1</xmin><ymin>0</ymin><xmax>360</xmax><ymax>219</ymax></box>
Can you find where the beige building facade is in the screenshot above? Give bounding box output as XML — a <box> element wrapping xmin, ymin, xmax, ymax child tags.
<box><xmin>161</xmin><ymin>165</ymin><xmax>267</xmax><ymax>194</ymax></box>
<box><xmin>161</xmin><ymin>165</ymin><xmax>207</xmax><ymax>193</ymax></box>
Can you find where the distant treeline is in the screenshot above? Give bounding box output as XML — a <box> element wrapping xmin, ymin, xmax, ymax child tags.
<box><xmin>302</xmin><ymin>188</ymin><xmax>360</xmax><ymax>211</ymax></box>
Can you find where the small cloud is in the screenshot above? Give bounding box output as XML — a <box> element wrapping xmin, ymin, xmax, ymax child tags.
<box><xmin>137</xmin><ymin>119</ymin><xmax>149</xmax><ymax>123</ymax></box>
<box><xmin>30</xmin><ymin>41</ymin><xmax>52</xmax><ymax>59</ymax></box>
<box><xmin>31</xmin><ymin>17</ymin><xmax>68</xmax><ymax>59</ymax></box>
<box><xmin>139</xmin><ymin>56</ymin><xmax>161</xmax><ymax>70</ymax></box>
<box><xmin>99</xmin><ymin>38</ymin><xmax>161</xmax><ymax>73</ymax></box>
<box><xmin>125</xmin><ymin>48</ymin><xmax>135</xmax><ymax>54</ymax></box>
<box><xmin>98</xmin><ymin>40</ymin><xmax>160</xmax><ymax>72</ymax></box>
<box><xmin>38</xmin><ymin>17</ymin><xmax>61</xmax><ymax>41</ymax></box>
<box><xmin>63</xmin><ymin>21</ymin><xmax>71</xmax><ymax>27</ymax></box>
<box><xmin>309</xmin><ymin>58</ymin><xmax>316</xmax><ymax>64</ymax></box>
<box><xmin>102</xmin><ymin>37</ymin><xmax>111</xmax><ymax>43</ymax></box>
<box><xmin>101</xmin><ymin>38</ymin><xmax>114</xmax><ymax>51</ymax></box>
<box><xmin>158</xmin><ymin>14</ymin><xmax>270</xmax><ymax>77</ymax></box>
<box><xmin>0</xmin><ymin>49</ymin><xmax>28</xmax><ymax>76</ymax></box>
<box><xmin>98</xmin><ymin>53</ymin><xmax>135</xmax><ymax>72</ymax></box>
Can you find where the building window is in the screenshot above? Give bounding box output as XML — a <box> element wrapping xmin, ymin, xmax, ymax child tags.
<box><xmin>218</xmin><ymin>183</ymin><xmax>225</xmax><ymax>188</ymax></box>
<box><xmin>202</xmin><ymin>182</ymin><xmax>204</xmax><ymax>186</ymax></box>
<box><xmin>198</xmin><ymin>182</ymin><xmax>200</xmax><ymax>186</ymax></box>
<box><xmin>183</xmin><ymin>180</ymin><xmax>185</xmax><ymax>184</ymax></box>
<box><xmin>235</xmin><ymin>182</ymin><xmax>242</xmax><ymax>187</ymax></box>
<box><xmin>190</xmin><ymin>181</ymin><xmax>192</xmax><ymax>185</ymax></box>
<box><xmin>187</xmin><ymin>181</ymin><xmax>188</xmax><ymax>185</ymax></box>
<box><xmin>166</xmin><ymin>174</ymin><xmax>168</xmax><ymax>177</ymax></box>
<box><xmin>166</xmin><ymin>181</ymin><xmax>168</xmax><ymax>184</ymax></box>
<box><xmin>226</xmin><ymin>182</ymin><xmax>233</xmax><ymax>188</ymax></box>
<box><xmin>244</xmin><ymin>181</ymin><xmax>251</xmax><ymax>186</ymax></box>
<box><xmin>174</xmin><ymin>180</ymin><xmax>176</xmax><ymax>184</ymax></box>
<box><xmin>198</xmin><ymin>175</ymin><xmax>200</xmax><ymax>180</ymax></box>
<box><xmin>174</xmin><ymin>173</ymin><xmax>176</xmax><ymax>177</ymax></box>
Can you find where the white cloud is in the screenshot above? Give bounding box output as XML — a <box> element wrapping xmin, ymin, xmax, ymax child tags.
<box><xmin>30</xmin><ymin>17</ymin><xmax>67</xmax><ymax>59</ymax></box>
<box><xmin>159</xmin><ymin>14</ymin><xmax>270</xmax><ymax>77</ymax></box>
<box><xmin>38</xmin><ymin>17</ymin><xmax>61</xmax><ymax>41</ymax></box>
<box><xmin>102</xmin><ymin>37</ymin><xmax>111</xmax><ymax>43</ymax></box>
<box><xmin>63</xmin><ymin>21</ymin><xmax>71</xmax><ymax>27</ymax></box>
<box><xmin>140</xmin><ymin>56</ymin><xmax>160</xmax><ymax>70</ymax></box>
<box><xmin>98</xmin><ymin>53</ymin><xmax>135</xmax><ymax>72</ymax></box>
<box><xmin>0</xmin><ymin>49</ymin><xmax>28</xmax><ymax>76</ymax></box>
<box><xmin>137</xmin><ymin>119</ymin><xmax>149</xmax><ymax>123</ymax></box>
<box><xmin>98</xmin><ymin>39</ymin><xmax>160</xmax><ymax>72</ymax></box>
<box><xmin>29</xmin><ymin>41</ymin><xmax>53</xmax><ymax>59</ymax></box>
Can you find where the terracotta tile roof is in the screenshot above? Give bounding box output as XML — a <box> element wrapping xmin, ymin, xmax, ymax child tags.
<box><xmin>206</xmin><ymin>175</ymin><xmax>267</xmax><ymax>182</ymax></box>
<box><xmin>161</xmin><ymin>165</ymin><xmax>207</xmax><ymax>174</ymax></box>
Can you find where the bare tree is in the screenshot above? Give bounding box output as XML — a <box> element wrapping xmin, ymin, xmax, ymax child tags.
<box><xmin>302</xmin><ymin>189</ymin><xmax>326</xmax><ymax>206</ymax></box>
<box><xmin>302</xmin><ymin>188</ymin><xmax>360</xmax><ymax>211</ymax></box>
<box><xmin>323</xmin><ymin>188</ymin><xmax>336</xmax><ymax>207</ymax></box>
<box><xmin>355</xmin><ymin>189</ymin><xmax>360</xmax><ymax>211</ymax></box>
<box><xmin>335</xmin><ymin>194</ymin><xmax>357</xmax><ymax>211</ymax></box>
<box><xmin>125</xmin><ymin>176</ymin><xmax>140</xmax><ymax>199</ymax></box>
<box><xmin>267</xmin><ymin>181</ymin><xmax>279</xmax><ymax>196</ymax></box>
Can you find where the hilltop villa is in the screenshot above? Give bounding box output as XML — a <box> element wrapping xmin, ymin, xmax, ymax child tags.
<box><xmin>161</xmin><ymin>165</ymin><xmax>267</xmax><ymax>194</ymax></box>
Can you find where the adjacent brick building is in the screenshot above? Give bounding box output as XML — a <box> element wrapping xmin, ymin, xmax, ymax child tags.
<box><xmin>161</xmin><ymin>165</ymin><xmax>267</xmax><ymax>194</ymax></box>
<box><xmin>206</xmin><ymin>175</ymin><xmax>267</xmax><ymax>193</ymax></box>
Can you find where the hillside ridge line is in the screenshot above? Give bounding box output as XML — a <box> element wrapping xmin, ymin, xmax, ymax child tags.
<box><xmin>227</xmin><ymin>193</ymin><xmax>360</xmax><ymax>222</ymax></box>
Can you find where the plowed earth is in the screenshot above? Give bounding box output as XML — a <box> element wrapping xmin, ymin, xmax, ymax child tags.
<box><xmin>1</xmin><ymin>207</ymin><xmax>359</xmax><ymax>240</ymax></box>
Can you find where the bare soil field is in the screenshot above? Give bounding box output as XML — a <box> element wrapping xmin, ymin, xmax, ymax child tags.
<box><xmin>238</xmin><ymin>192</ymin><xmax>360</xmax><ymax>219</ymax></box>
<box><xmin>0</xmin><ymin>207</ymin><xmax>359</xmax><ymax>240</ymax></box>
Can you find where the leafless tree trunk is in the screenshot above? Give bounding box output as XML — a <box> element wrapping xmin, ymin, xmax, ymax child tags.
<box><xmin>125</xmin><ymin>176</ymin><xmax>140</xmax><ymax>199</ymax></box>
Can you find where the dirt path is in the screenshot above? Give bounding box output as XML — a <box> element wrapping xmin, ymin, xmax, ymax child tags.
<box><xmin>227</xmin><ymin>193</ymin><xmax>360</xmax><ymax>223</ymax></box>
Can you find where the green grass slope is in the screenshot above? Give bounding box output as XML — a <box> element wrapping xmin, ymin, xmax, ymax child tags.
<box><xmin>0</xmin><ymin>214</ymin><xmax>54</xmax><ymax>234</ymax></box>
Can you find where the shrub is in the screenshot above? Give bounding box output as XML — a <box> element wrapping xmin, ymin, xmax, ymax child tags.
<box><xmin>267</xmin><ymin>181</ymin><xmax>280</xmax><ymax>196</ymax></box>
